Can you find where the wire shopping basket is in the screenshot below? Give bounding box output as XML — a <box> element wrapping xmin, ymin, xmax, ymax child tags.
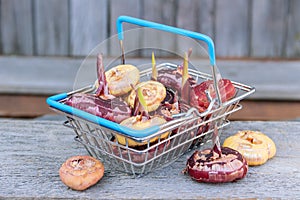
<box><xmin>47</xmin><ymin>16</ymin><xmax>255</xmax><ymax>176</ymax></box>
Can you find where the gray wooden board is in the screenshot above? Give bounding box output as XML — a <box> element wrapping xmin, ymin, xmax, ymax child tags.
<box><xmin>33</xmin><ymin>0</ymin><xmax>69</xmax><ymax>56</ymax></box>
<box><xmin>141</xmin><ymin>0</ymin><xmax>177</xmax><ymax>57</ymax></box>
<box><xmin>251</xmin><ymin>0</ymin><xmax>288</xmax><ymax>57</ymax></box>
<box><xmin>0</xmin><ymin>56</ymin><xmax>82</xmax><ymax>94</ymax></box>
<box><xmin>197</xmin><ymin>0</ymin><xmax>214</xmax><ymax>38</ymax></box>
<box><xmin>1</xmin><ymin>1</ymin><xmax>300</xmax><ymax>58</ymax></box>
<box><xmin>0</xmin><ymin>0</ymin><xmax>34</xmax><ymax>55</ymax></box>
<box><xmin>109</xmin><ymin>0</ymin><xmax>142</xmax><ymax>57</ymax></box>
<box><xmin>1</xmin><ymin>56</ymin><xmax>300</xmax><ymax>100</ymax></box>
<box><xmin>0</xmin><ymin>120</ymin><xmax>299</xmax><ymax>199</ymax></box>
<box><xmin>215</xmin><ymin>59</ymin><xmax>300</xmax><ymax>100</ymax></box>
<box><xmin>285</xmin><ymin>0</ymin><xmax>300</xmax><ymax>57</ymax></box>
<box><xmin>215</xmin><ymin>0</ymin><xmax>250</xmax><ymax>57</ymax></box>
<box><xmin>176</xmin><ymin>0</ymin><xmax>205</xmax><ymax>56</ymax></box>
<box><xmin>69</xmin><ymin>0</ymin><xmax>108</xmax><ymax>56</ymax></box>
<box><xmin>193</xmin><ymin>0</ymin><xmax>215</xmax><ymax>58</ymax></box>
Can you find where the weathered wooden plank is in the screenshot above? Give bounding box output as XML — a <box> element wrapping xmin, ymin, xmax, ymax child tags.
<box><xmin>1</xmin><ymin>56</ymin><xmax>300</xmax><ymax>101</ymax></box>
<box><xmin>0</xmin><ymin>0</ymin><xmax>33</xmax><ymax>55</ymax></box>
<box><xmin>0</xmin><ymin>120</ymin><xmax>299</xmax><ymax>199</ymax></box>
<box><xmin>33</xmin><ymin>0</ymin><xmax>69</xmax><ymax>56</ymax></box>
<box><xmin>215</xmin><ymin>0</ymin><xmax>250</xmax><ymax>57</ymax></box>
<box><xmin>69</xmin><ymin>0</ymin><xmax>108</xmax><ymax>56</ymax></box>
<box><xmin>176</xmin><ymin>0</ymin><xmax>199</xmax><ymax>35</ymax></box>
<box><xmin>195</xmin><ymin>0</ymin><xmax>215</xmax><ymax>59</ymax></box>
<box><xmin>0</xmin><ymin>1</ymin><xmax>299</xmax><ymax>59</ymax></box>
<box><xmin>109</xmin><ymin>0</ymin><xmax>142</xmax><ymax>58</ymax></box>
<box><xmin>176</xmin><ymin>0</ymin><xmax>203</xmax><ymax>57</ymax></box>
<box><xmin>141</xmin><ymin>0</ymin><xmax>177</xmax><ymax>57</ymax></box>
<box><xmin>0</xmin><ymin>0</ymin><xmax>1</xmax><ymax>53</ymax></box>
<box><xmin>230</xmin><ymin>100</ymin><xmax>300</xmax><ymax>121</ymax></box>
<box><xmin>251</xmin><ymin>0</ymin><xmax>288</xmax><ymax>57</ymax></box>
<box><xmin>176</xmin><ymin>0</ymin><xmax>215</xmax><ymax>58</ymax></box>
<box><xmin>0</xmin><ymin>56</ymin><xmax>83</xmax><ymax>95</ymax></box>
<box><xmin>197</xmin><ymin>0</ymin><xmax>215</xmax><ymax>38</ymax></box>
<box><xmin>285</xmin><ymin>0</ymin><xmax>300</xmax><ymax>58</ymax></box>
<box><xmin>0</xmin><ymin>95</ymin><xmax>54</xmax><ymax>118</ymax></box>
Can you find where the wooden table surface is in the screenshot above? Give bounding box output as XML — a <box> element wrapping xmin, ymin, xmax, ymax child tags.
<box><xmin>0</xmin><ymin>119</ymin><xmax>299</xmax><ymax>199</ymax></box>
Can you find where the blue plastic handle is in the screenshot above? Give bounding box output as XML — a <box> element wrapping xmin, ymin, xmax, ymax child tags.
<box><xmin>117</xmin><ymin>15</ymin><xmax>216</xmax><ymax>66</ymax></box>
<box><xmin>46</xmin><ymin>93</ymin><xmax>160</xmax><ymax>138</ymax></box>
<box><xmin>47</xmin><ymin>16</ymin><xmax>217</xmax><ymax>139</ymax></box>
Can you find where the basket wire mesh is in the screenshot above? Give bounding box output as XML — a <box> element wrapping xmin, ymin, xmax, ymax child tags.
<box><xmin>47</xmin><ymin>16</ymin><xmax>255</xmax><ymax>176</ymax></box>
<box><xmin>50</xmin><ymin>62</ymin><xmax>254</xmax><ymax>176</ymax></box>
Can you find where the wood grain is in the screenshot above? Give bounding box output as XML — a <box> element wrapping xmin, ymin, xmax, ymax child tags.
<box><xmin>0</xmin><ymin>0</ymin><xmax>33</xmax><ymax>55</ymax></box>
<box><xmin>229</xmin><ymin>100</ymin><xmax>300</xmax><ymax>121</ymax></box>
<box><xmin>0</xmin><ymin>95</ymin><xmax>55</xmax><ymax>117</ymax></box>
<box><xmin>141</xmin><ymin>0</ymin><xmax>177</xmax><ymax>57</ymax></box>
<box><xmin>109</xmin><ymin>0</ymin><xmax>142</xmax><ymax>58</ymax></box>
<box><xmin>197</xmin><ymin>0</ymin><xmax>215</xmax><ymax>38</ymax></box>
<box><xmin>251</xmin><ymin>0</ymin><xmax>288</xmax><ymax>57</ymax></box>
<box><xmin>285</xmin><ymin>0</ymin><xmax>300</xmax><ymax>58</ymax></box>
<box><xmin>70</xmin><ymin>0</ymin><xmax>108</xmax><ymax>56</ymax></box>
<box><xmin>33</xmin><ymin>0</ymin><xmax>69</xmax><ymax>56</ymax></box>
<box><xmin>0</xmin><ymin>120</ymin><xmax>299</xmax><ymax>199</ymax></box>
<box><xmin>176</xmin><ymin>0</ymin><xmax>204</xmax><ymax>56</ymax></box>
<box><xmin>0</xmin><ymin>1</ymin><xmax>299</xmax><ymax>58</ymax></box>
<box><xmin>215</xmin><ymin>0</ymin><xmax>250</xmax><ymax>57</ymax></box>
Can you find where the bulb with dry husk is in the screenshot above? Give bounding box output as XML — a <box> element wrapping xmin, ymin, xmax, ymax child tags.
<box><xmin>105</xmin><ymin>64</ymin><xmax>140</xmax><ymax>96</ymax></box>
<box><xmin>118</xmin><ymin>114</ymin><xmax>169</xmax><ymax>147</ymax></box>
<box><xmin>117</xmin><ymin>86</ymin><xmax>169</xmax><ymax>147</ymax></box>
<box><xmin>184</xmin><ymin>125</ymin><xmax>248</xmax><ymax>183</ymax></box>
<box><xmin>190</xmin><ymin>78</ymin><xmax>236</xmax><ymax>109</ymax></box>
<box><xmin>223</xmin><ymin>130</ymin><xmax>276</xmax><ymax>166</ymax></box>
<box><xmin>65</xmin><ymin>54</ymin><xmax>132</xmax><ymax>123</ymax></box>
<box><xmin>65</xmin><ymin>54</ymin><xmax>131</xmax><ymax>123</ymax></box>
<box><xmin>154</xmin><ymin>51</ymin><xmax>193</xmax><ymax>121</ymax></box>
<box><xmin>127</xmin><ymin>53</ymin><xmax>166</xmax><ymax>113</ymax></box>
<box><xmin>59</xmin><ymin>155</ymin><xmax>104</xmax><ymax>191</ymax></box>
<box><xmin>157</xmin><ymin>48</ymin><xmax>196</xmax><ymax>97</ymax></box>
<box><xmin>127</xmin><ymin>80</ymin><xmax>166</xmax><ymax>113</ymax></box>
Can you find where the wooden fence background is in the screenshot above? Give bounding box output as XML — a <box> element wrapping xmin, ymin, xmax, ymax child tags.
<box><xmin>0</xmin><ymin>0</ymin><xmax>300</xmax><ymax>58</ymax></box>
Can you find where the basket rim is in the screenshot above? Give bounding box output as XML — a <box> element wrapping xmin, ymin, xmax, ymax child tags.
<box><xmin>47</xmin><ymin>62</ymin><xmax>255</xmax><ymax>140</ymax></box>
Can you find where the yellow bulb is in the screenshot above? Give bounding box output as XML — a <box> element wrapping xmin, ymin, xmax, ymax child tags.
<box><xmin>223</xmin><ymin>130</ymin><xmax>276</xmax><ymax>166</ymax></box>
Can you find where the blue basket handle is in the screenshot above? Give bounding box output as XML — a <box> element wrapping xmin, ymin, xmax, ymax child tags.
<box><xmin>47</xmin><ymin>16</ymin><xmax>219</xmax><ymax>139</ymax></box>
<box><xmin>117</xmin><ymin>15</ymin><xmax>216</xmax><ymax>66</ymax></box>
<box><xmin>46</xmin><ymin>93</ymin><xmax>160</xmax><ymax>138</ymax></box>
<box><xmin>117</xmin><ymin>16</ymin><xmax>224</xmax><ymax>106</ymax></box>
